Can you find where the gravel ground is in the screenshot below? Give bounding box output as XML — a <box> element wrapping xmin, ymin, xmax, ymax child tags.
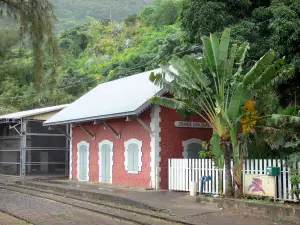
<box><xmin>0</xmin><ymin>187</ymin><xmax>297</xmax><ymax>225</ymax></box>
<box><xmin>0</xmin><ymin>211</ymin><xmax>28</xmax><ymax>225</ymax></box>
<box><xmin>182</xmin><ymin>211</ymin><xmax>297</xmax><ymax>225</ymax></box>
<box><xmin>0</xmin><ymin>189</ymin><xmax>131</xmax><ymax>225</ymax></box>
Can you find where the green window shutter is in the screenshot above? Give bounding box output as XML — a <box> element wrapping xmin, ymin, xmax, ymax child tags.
<box><xmin>133</xmin><ymin>144</ymin><xmax>138</xmax><ymax>172</ymax></box>
<box><xmin>128</xmin><ymin>143</ymin><xmax>135</xmax><ymax>171</ymax></box>
<box><xmin>79</xmin><ymin>144</ymin><xmax>88</xmax><ymax>180</ymax></box>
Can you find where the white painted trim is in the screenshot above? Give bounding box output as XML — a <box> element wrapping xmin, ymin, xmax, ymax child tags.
<box><xmin>69</xmin><ymin>124</ymin><xmax>73</xmax><ymax>180</ymax></box>
<box><xmin>124</xmin><ymin>138</ymin><xmax>142</xmax><ymax>173</ymax></box>
<box><xmin>98</xmin><ymin>140</ymin><xmax>114</xmax><ymax>183</ymax></box>
<box><xmin>182</xmin><ymin>138</ymin><xmax>202</xmax><ymax>158</ymax></box>
<box><xmin>77</xmin><ymin>141</ymin><xmax>90</xmax><ymax>181</ymax></box>
<box><xmin>150</xmin><ymin>105</ymin><xmax>161</xmax><ymax>189</ymax></box>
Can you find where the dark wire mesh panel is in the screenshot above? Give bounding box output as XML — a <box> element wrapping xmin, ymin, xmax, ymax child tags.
<box><xmin>25</xmin><ymin>121</ymin><xmax>69</xmax><ymax>177</ymax></box>
<box><xmin>27</xmin><ymin>121</ymin><xmax>67</xmax><ymax>134</ymax></box>
<box><xmin>26</xmin><ymin>136</ymin><xmax>67</xmax><ymax>148</ymax></box>
<box><xmin>0</xmin><ymin>123</ymin><xmax>21</xmax><ymax>176</ymax></box>
<box><xmin>0</xmin><ymin>163</ymin><xmax>20</xmax><ymax>176</ymax></box>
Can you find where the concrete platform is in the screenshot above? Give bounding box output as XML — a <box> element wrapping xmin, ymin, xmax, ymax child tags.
<box><xmin>10</xmin><ymin>179</ymin><xmax>219</xmax><ymax>217</ymax></box>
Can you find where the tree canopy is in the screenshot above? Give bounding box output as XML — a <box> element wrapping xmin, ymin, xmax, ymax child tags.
<box><xmin>0</xmin><ymin>0</ymin><xmax>57</xmax><ymax>84</ymax></box>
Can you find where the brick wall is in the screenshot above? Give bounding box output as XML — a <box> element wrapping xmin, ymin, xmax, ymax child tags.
<box><xmin>159</xmin><ymin>107</ymin><xmax>212</xmax><ymax>189</ymax></box>
<box><xmin>71</xmin><ymin>109</ymin><xmax>151</xmax><ymax>188</ymax></box>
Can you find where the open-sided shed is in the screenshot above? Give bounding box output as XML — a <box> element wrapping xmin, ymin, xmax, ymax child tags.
<box><xmin>0</xmin><ymin>105</ymin><xmax>70</xmax><ymax>178</ymax></box>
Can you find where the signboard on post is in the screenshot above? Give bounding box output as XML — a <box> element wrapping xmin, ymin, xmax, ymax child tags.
<box><xmin>174</xmin><ymin>121</ymin><xmax>211</xmax><ymax>128</ymax></box>
<box><xmin>244</xmin><ymin>174</ymin><xmax>275</xmax><ymax>197</ymax></box>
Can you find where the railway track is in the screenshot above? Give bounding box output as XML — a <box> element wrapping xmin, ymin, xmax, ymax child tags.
<box><xmin>0</xmin><ymin>183</ymin><xmax>194</xmax><ymax>225</ymax></box>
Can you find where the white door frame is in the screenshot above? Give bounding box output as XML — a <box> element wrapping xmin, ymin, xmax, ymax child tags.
<box><xmin>182</xmin><ymin>138</ymin><xmax>202</xmax><ymax>158</ymax></box>
<box><xmin>98</xmin><ymin>140</ymin><xmax>114</xmax><ymax>183</ymax></box>
<box><xmin>77</xmin><ymin>141</ymin><xmax>90</xmax><ymax>181</ymax></box>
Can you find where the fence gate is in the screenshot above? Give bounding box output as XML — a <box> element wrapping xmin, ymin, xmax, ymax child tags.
<box><xmin>168</xmin><ymin>159</ymin><xmax>221</xmax><ymax>194</ymax></box>
<box><xmin>168</xmin><ymin>158</ymin><xmax>300</xmax><ymax>202</ymax></box>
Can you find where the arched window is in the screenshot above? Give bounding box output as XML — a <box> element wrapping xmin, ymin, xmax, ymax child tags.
<box><xmin>77</xmin><ymin>141</ymin><xmax>90</xmax><ymax>181</ymax></box>
<box><xmin>124</xmin><ymin>138</ymin><xmax>142</xmax><ymax>174</ymax></box>
<box><xmin>182</xmin><ymin>138</ymin><xmax>202</xmax><ymax>159</ymax></box>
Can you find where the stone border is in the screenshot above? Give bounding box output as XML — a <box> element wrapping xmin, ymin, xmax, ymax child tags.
<box><xmin>196</xmin><ymin>196</ymin><xmax>300</xmax><ymax>224</ymax></box>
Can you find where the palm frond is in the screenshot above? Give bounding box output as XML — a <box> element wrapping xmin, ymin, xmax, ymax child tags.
<box><xmin>219</xmin><ymin>28</ymin><xmax>230</xmax><ymax>78</ymax></box>
<box><xmin>227</xmin><ymin>83</ymin><xmax>247</xmax><ymax>121</ymax></box>
<box><xmin>243</xmin><ymin>49</ymin><xmax>276</xmax><ymax>86</ymax></box>
<box><xmin>201</xmin><ymin>35</ymin><xmax>217</xmax><ymax>76</ymax></box>
<box><xmin>150</xmin><ymin>96</ymin><xmax>185</xmax><ymax>110</ymax></box>
<box><xmin>226</xmin><ymin>44</ymin><xmax>237</xmax><ymax>79</ymax></box>
<box><xmin>210</xmin><ymin>133</ymin><xmax>224</xmax><ymax>168</ymax></box>
<box><xmin>235</xmin><ymin>42</ymin><xmax>250</xmax><ymax>67</ymax></box>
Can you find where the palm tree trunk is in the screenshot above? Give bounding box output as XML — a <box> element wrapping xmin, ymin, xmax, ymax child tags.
<box><xmin>223</xmin><ymin>143</ymin><xmax>233</xmax><ymax>197</ymax></box>
<box><xmin>230</xmin><ymin>130</ymin><xmax>243</xmax><ymax>198</ymax></box>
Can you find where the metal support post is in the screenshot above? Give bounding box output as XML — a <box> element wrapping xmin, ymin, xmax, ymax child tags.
<box><xmin>65</xmin><ymin>125</ymin><xmax>70</xmax><ymax>177</ymax></box>
<box><xmin>20</xmin><ymin>119</ymin><xmax>27</xmax><ymax>179</ymax></box>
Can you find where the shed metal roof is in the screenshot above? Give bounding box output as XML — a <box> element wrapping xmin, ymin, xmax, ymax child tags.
<box><xmin>44</xmin><ymin>69</ymin><xmax>163</xmax><ymax>126</ymax></box>
<box><xmin>0</xmin><ymin>104</ymin><xmax>69</xmax><ymax>120</ymax></box>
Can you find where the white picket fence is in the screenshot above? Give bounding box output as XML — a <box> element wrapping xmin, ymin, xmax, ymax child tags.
<box><xmin>168</xmin><ymin>158</ymin><xmax>300</xmax><ymax>201</ymax></box>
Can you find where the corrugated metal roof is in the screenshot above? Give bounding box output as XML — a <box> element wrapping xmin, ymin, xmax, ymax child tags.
<box><xmin>44</xmin><ymin>69</ymin><xmax>163</xmax><ymax>126</ymax></box>
<box><xmin>0</xmin><ymin>104</ymin><xmax>68</xmax><ymax>120</ymax></box>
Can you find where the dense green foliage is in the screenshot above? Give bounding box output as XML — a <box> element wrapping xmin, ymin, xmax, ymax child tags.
<box><xmin>52</xmin><ymin>0</ymin><xmax>154</xmax><ymax>29</ymax></box>
<box><xmin>180</xmin><ymin>0</ymin><xmax>300</xmax><ymax>105</ymax></box>
<box><xmin>0</xmin><ymin>0</ymin><xmax>190</xmax><ymax>113</ymax></box>
<box><xmin>0</xmin><ymin>0</ymin><xmax>299</xmax><ymax>163</ymax></box>
<box><xmin>0</xmin><ymin>0</ymin><xmax>57</xmax><ymax>84</ymax></box>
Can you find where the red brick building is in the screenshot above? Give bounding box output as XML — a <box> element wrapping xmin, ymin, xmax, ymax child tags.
<box><xmin>45</xmin><ymin>69</ymin><xmax>212</xmax><ymax>189</ymax></box>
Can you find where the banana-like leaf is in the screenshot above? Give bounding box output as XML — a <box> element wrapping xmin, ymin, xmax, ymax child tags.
<box><xmin>149</xmin><ymin>72</ymin><xmax>176</xmax><ymax>92</ymax></box>
<box><xmin>226</xmin><ymin>44</ymin><xmax>237</xmax><ymax>78</ymax></box>
<box><xmin>227</xmin><ymin>83</ymin><xmax>247</xmax><ymax>121</ymax></box>
<box><xmin>210</xmin><ymin>132</ymin><xmax>224</xmax><ymax>168</ymax></box>
<box><xmin>235</xmin><ymin>42</ymin><xmax>250</xmax><ymax>66</ymax></box>
<box><xmin>251</xmin><ymin>65</ymin><xmax>277</xmax><ymax>90</ymax></box>
<box><xmin>201</xmin><ymin>36</ymin><xmax>217</xmax><ymax>75</ymax></box>
<box><xmin>150</xmin><ymin>96</ymin><xmax>186</xmax><ymax>110</ymax></box>
<box><xmin>210</xmin><ymin>33</ymin><xmax>220</xmax><ymax>74</ymax></box>
<box><xmin>243</xmin><ymin>49</ymin><xmax>275</xmax><ymax>86</ymax></box>
<box><xmin>181</xmin><ymin>55</ymin><xmax>211</xmax><ymax>88</ymax></box>
<box><xmin>219</xmin><ymin>28</ymin><xmax>230</xmax><ymax>78</ymax></box>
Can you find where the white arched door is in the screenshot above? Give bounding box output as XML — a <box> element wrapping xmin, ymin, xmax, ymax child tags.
<box><xmin>77</xmin><ymin>141</ymin><xmax>90</xmax><ymax>181</ymax></box>
<box><xmin>99</xmin><ymin>140</ymin><xmax>113</xmax><ymax>183</ymax></box>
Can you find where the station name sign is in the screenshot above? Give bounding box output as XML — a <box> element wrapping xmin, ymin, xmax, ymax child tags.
<box><xmin>174</xmin><ymin>121</ymin><xmax>211</xmax><ymax>128</ymax></box>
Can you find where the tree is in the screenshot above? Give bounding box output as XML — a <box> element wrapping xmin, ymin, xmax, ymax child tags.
<box><xmin>0</xmin><ymin>0</ymin><xmax>58</xmax><ymax>84</ymax></box>
<box><xmin>150</xmin><ymin>28</ymin><xmax>293</xmax><ymax>197</ymax></box>
<box><xmin>140</xmin><ymin>0</ymin><xmax>180</xmax><ymax>26</ymax></box>
<box><xmin>179</xmin><ymin>0</ymin><xmax>300</xmax><ymax>106</ymax></box>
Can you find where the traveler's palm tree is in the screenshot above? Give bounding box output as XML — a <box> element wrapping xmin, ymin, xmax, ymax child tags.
<box><xmin>150</xmin><ymin>28</ymin><xmax>294</xmax><ymax>197</ymax></box>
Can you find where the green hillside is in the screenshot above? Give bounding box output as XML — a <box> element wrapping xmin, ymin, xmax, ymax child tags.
<box><xmin>52</xmin><ymin>0</ymin><xmax>154</xmax><ymax>29</ymax></box>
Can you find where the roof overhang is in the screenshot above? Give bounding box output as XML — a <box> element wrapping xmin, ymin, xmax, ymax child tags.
<box><xmin>44</xmin><ymin>111</ymin><xmax>138</xmax><ymax>126</ymax></box>
<box><xmin>44</xmin><ymin>89</ymin><xmax>167</xmax><ymax>126</ymax></box>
